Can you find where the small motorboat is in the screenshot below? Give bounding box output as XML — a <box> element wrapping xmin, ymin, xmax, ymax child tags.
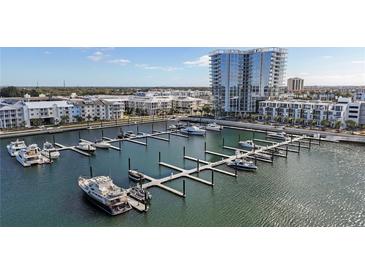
<box><xmin>180</xmin><ymin>125</ymin><xmax>206</xmax><ymax>136</ymax></box>
<box><xmin>93</xmin><ymin>139</ymin><xmax>111</xmax><ymax>149</ymax></box>
<box><xmin>267</xmin><ymin>131</ymin><xmax>288</xmax><ymax>140</ymax></box>
<box><xmin>136</xmin><ymin>132</ymin><xmax>148</xmax><ymax>138</ymax></box>
<box><xmin>168</xmin><ymin>124</ymin><xmax>177</xmax><ymax>130</ymax></box>
<box><xmin>238</xmin><ymin>140</ymin><xmax>256</xmax><ymax>150</ymax></box>
<box><xmin>227</xmin><ymin>158</ymin><xmax>257</xmax><ymax>171</ymax></box>
<box><xmin>128</xmin><ymin>184</ymin><xmax>152</xmax><ymax>203</ymax></box>
<box><xmin>7</xmin><ymin>139</ymin><xmax>27</xmax><ymax>156</ymax></box>
<box><xmin>205</xmin><ymin>123</ymin><xmax>223</xmax><ymax>131</ymax></box>
<box><xmin>41</xmin><ymin>141</ymin><xmax>60</xmax><ymax>159</ymax></box>
<box><xmin>76</xmin><ymin>142</ymin><xmax>96</xmax><ymax>152</ymax></box>
<box><xmin>128</xmin><ymin>170</ymin><xmax>145</xmax><ymax>182</ymax></box>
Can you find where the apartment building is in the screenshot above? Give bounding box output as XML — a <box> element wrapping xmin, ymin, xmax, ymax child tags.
<box><xmin>210</xmin><ymin>48</ymin><xmax>287</xmax><ymax>114</ymax></box>
<box><xmin>287</xmin><ymin>78</ymin><xmax>304</xmax><ymax>92</ymax></box>
<box><xmin>23</xmin><ymin>101</ymin><xmax>74</xmax><ymax>127</ymax></box>
<box><xmin>0</xmin><ymin>101</ymin><xmax>25</xmax><ymax>128</ymax></box>
<box><xmin>258</xmin><ymin>99</ymin><xmax>348</xmax><ymax>126</ymax></box>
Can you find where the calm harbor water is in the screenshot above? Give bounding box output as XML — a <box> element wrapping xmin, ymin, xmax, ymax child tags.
<box><xmin>1</xmin><ymin>121</ymin><xmax>365</xmax><ymax>227</ymax></box>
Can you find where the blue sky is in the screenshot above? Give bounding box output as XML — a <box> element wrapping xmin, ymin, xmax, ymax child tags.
<box><xmin>1</xmin><ymin>47</ymin><xmax>364</xmax><ymax>86</ymax></box>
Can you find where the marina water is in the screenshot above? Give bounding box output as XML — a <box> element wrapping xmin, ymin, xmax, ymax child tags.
<box><xmin>1</xmin><ymin>121</ymin><xmax>365</xmax><ymax>226</ymax></box>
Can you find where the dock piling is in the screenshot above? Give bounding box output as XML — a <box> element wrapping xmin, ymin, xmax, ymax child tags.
<box><xmin>52</xmin><ymin>135</ymin><xmax>55</xmax><ymax>144</ymax></box>
<box><xmin>101</xmin><ymin>129</ymin><xmax>104</xmax><ymax>138</ymax></box>
<box><xmin>89</xmin><ymin>166</ymin><xmax>93</xmax><ymax>177</ymax></box>
<box><xmin>159</xmin><ymin>152</ymin><xmax>161</xmax><ymax>162</ymax></box>
<box><xmin>119</xmin><ymin>140</ymin><xmax>121</xmax><ymax>150</ymax></box>
<box><xmin>222</xmin><ymin>138</ymin><xmax>225</xmax><ymax>147</ymax></box>
<box><xmin>78</xmin><ymin>131</ymin><xmax>81</xmax><ymax>140</ymax></box>
<box><xmin>128</xmin><ymin>158</ymin><xmax>131</xmax><ymax>170</ymax></box>
<box><xmin>197</xmin><ymin>159</ymin><xmax>200</xmax><ymax>173</ymax></box>
<box><xmin>211</xmin><ymin>169</ymin><xmax>214</xmax><ymax>185</ymax></box>
<box><xmin>183</xmin><ymin>179</ymin><xmax>186</xmax><ymax>197</ymax></box>
<box><xmin>183</xmin><ymin>146</ymin><xmax>185</xmax><ymax>157</ymax></box>
<box><xmin>204</xmin><ymin>141</ymin><xmax>206</xmax><ymax>151</ymax></box>
<box><xmin>286</xmin><ymin>145</ymin><xmax>288</xmax><ymax>158</ymax></box>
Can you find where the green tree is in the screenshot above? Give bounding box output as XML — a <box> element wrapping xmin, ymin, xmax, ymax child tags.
<box><xmin>60</xmin><ymin>115</ymin><xmax>69</xmax><ymax>125</ymax></box>
<box><xmin>345</xmin><ymin>120</ymin><xmax>357</xmax><ymax>130</ymax></box>
<box><xmin>334</xmin><ymin>120</ymin><xmax>342</xmax><ymax>129</ymax></box>
<box><xmin>0</xmin><ymin>86</ymin><xmax>22</xmax><ymax>97</ymax></box>
<box><xmin>320</xmin><ymin>119</ymin><xmax>330</xmax><ymax>128</ymax></box>
<box><xmin>32</xmin><ymin>118</ymin><xmax>43</xmax><ymax>127</ymax></box>
<box><xmin>202</xmin><ymin>104</ymin><xmax>212</xmax><ymax>115</ymax></box>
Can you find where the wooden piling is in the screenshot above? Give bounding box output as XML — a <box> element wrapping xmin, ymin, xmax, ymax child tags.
<box><xmin>158</xmin><ymin>152</ymin><xmax>161</xmax><ymax>162</ymax></box>
<box><xmin>204</xmin><ymin>141</ymin><xmax>206</xmax><ymax>151</ymax></box>
<box><xmin>183</xmin><ymin>146</ymin><xmax>185</xmax><ymax>156</ymax></box>
<box><xmin>52</xmin><ymin>135</ymin><xmax>55</xmax><ymax>144</ymax></box>
<box><xmin>197</xmin><ymin>159</ymin><xmax>200</xmax><ymax>172</ymax></box>
<box><xmin>128</xmin><ymin>158</ymin><xmax>131</xmax><ymax>170</ymax></box>
<box><xmin>211</xmin><ymin>169</ymin><xmax>214</xmax><ymax>185</ymax></box>
<box><xmin>78</xmin><ymin>131</ymin><xmax>81</xmax><ymax>140</ymax></box>
<box><xmin>222</xmin><ymin>137</ymin><xmax>225</xmax><ymax>147</ymax></box>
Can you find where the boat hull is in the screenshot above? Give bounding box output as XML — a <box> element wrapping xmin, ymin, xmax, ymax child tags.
<box><xmin>81</xmin><ymin>190</ymin><xmax>132</xmax><ymax>216</ymax></box>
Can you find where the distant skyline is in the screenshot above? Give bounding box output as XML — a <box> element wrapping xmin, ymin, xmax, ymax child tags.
<box><xmin>1</xmin><ymin>47</ymin><xmax>364</xmax><ymax>87</ymax></box>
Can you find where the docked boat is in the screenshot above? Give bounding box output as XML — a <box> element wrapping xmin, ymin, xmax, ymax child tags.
<box><xmin>16</xmin><ymin>144</ymin><xmax>48</xmax><ymax>167</ymax></box>
<box><xmin>93</xmin><ymin>139</ymin><xmax>111</xmax><ymax>149</ymax></box>
<box><xmin>128</xmin><ymin>184</ymin><xmax>152</xmax><ymax>203</ymax></box>
<box><xmin>205</xmin><ymin>123</ymin><xmax>223</xmax><ymax>131</ymax></box>
<box><xmin>267</xmin><ymin>131</ymin><xmax>288</xmax><ymax>140</ymax></box>
<box><xmin>41</xmin><ymin>141</ymin><xmax>60</xmax><ymax>159</ymax></box>
<box><xmin>7</xmin><ymin>139</ymin><xmax>27</xmax><ymax>156</ymax></box>
<box><xmin>128</xmin><ymin>170</ymin><xmax>145</xmax><ymax>182</ymax></box>
<box><xmin>238</xmin><ymin>140</ymin><xmax>256</xmax><ymax>150</ymax></box>
<box><xmin>136</xmin><ymin>132</ymin><xmax>148</xmax><ymax>138</ymax></box>
<box><xmin>76</xmin><ymin>141</ymin><xmax>96</xmax><ymax>152</ymax></box>
<box><xmin>227</xmin><ymin>158</ymin><xmax>257</xmax><ymax>171</ymax></box>
<box><xmin>168</xmin><ymin>124</ymin><xmax>177</xmax><ymax>130</ymax></box>
<box><xmin>180</xmin><ymin>125</ymin><xmax>206</xmax><ymax>136</ymax></box>
<box><xmin>255</xmin><ymin>153</ymin><xmax>272</xmax><ymax>161</ymax></box>
<box><xmin>78</xmin><ymin>176</ymin><xmax>132</xmax><ymax>216</ymax></box>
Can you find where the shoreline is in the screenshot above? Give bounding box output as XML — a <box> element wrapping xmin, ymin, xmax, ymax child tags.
<box><xmin>182</xmin><ymin>117</ymin><xmax>365</xmax><ymax>144</ymax></box>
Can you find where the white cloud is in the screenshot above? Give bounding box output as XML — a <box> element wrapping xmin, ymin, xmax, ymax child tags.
<box><xmin>351</xmin><ymin>60</ymin><xmax>365</xmax><ymax>64</ymax></box>
<box><xmin>299</xmin><ymin>72</ymin><xmax>309</xmax><ymax>76</ymax></box>
<box><xmin>321</xmin><ymin>55</ymin><xmax>333</xmax><ymax>59</ymax></box>
<box><xmin>183</xmin><ymin>55</ymin><xmax>210</xmax><ymax>67</ymax></box>
<box><xmin>303</xmin><ymin>73</ymin><xmax>365</xmax><ymax>85</ymax></box>
<box><xmin>44</xmin><ymin>51</ymin><xmax>51</xmax><ymax>55</ymax></box>
<box><xmin>107</xmin><ymin>59</ymin><xmax>130</xmax><ymax>65</ymax></box>
<box><xmin>87</xmin><ymin>51</ymin><xmax>106</xmax><ymax>62</ymax></box>
<box><xmin>135</xmin><ymin>64</ymin><xmax>181</xmax><ymax>71</ymax></box>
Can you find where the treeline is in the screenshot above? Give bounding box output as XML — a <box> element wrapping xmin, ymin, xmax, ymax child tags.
<box><xmin>0</xmin><ymin>86</ymin><xmax>40</xmax><ymax>97</ymax></box>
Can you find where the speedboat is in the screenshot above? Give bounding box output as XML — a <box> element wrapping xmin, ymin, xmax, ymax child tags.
<box><xmin>16</xmin><ymin>144</ymin><xmax>48</xmax><ymax>167</ymax></box>
<box><xmin>128</xmin><ymin>184</ymin><xmax>152</xmax><ymax>203</ymax></box>
<box><xmin>7</xmin><ymin>139</ymin><xmax>27</xmax><ymax>156</ymax></box>
<box><xmin>76</xmin><ymin>142</ymin><xmax>96</xmax><ymax>152</ymax></box>
<box><xmin>238</xmin><ymin>140</ymin><xmax>256</xmax><ymax>150</ymax></box>
<box><xmin>168</xmin><ymin>124</ymin><xmax>177</xmax><ymax>130</ymax></box>
<box><xmin>227</xmin><ymin>158</ymin><xmax>257</xmax><ymax>171</ymax></box>
<box><xmin>180</xmin><ymin>125</ymin><xmax>206</xmax><ymax>136</ymax></box>
<box><xmin>128</xmin><ymin>170</ymin><xmax>145</xmax><ymax>182</ymax></box>
<box><xmin>41</xmin><ymin>141</ymin><xmax>60</xmax><ymax>159</ymax></box>
<box><xmin>205</xmin><ymin>123</ymin><xmax>223</xmax><ymax>131</ymax></box>
<box><xmin>267</xmin><ymin>131</ymin><xmax>288</xmax><ymax>140</ymax></box>
<box><xmin>78</xmin><ymin>176</ymin><xmax>132</xmax><ymax>216</ymax></box>
<box><xmin>136</xmin><ymin>132</ymin><xmax>148</xmax><ymax>138</ymax></box>
<box><xmin>93</xmin><ymin>139</ymin><xmax>111</xmax><ymax>149</ymax></box>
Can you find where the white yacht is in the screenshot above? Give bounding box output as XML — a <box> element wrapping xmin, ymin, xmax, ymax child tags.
<box><xmin>76</xmin><ymin>141</ymin><xmax>96</xmax><ymax>152</ymax></box>
<box><xmin>267</xmin><ymin>131</ymin><xmax>288</xmax><ymax>140</ymax></box>
<box><xmin>239</xmin><ymin>140</ymin><xmax>257</xmax><ymax>150</ymax></box>
<box><xmin>227</xmin><ymin>158</ymin><xmax>257</xmax><ymax>171</ymax></box>
<box><xmin>16</xmin><ymin>144</ymin><xmax>48</xmax><ymax>167</ymax></box>
<box><xmin>41</xmin><ymin>141</ymin><xmax>60</xmax><ymax>159</ymax></box>
<box><xmin>7</xmin><ymin>139</ymin><xmax>27</xmax><ymax>156</ymax></box>
<box><xmin>128</xmin><ymin>170</ymin><xmax>145</xmax><ymax>182</ymax></box>
<box><xmin>93</xmin><ymin>139</ymin><xmax>111</xmax><ymax>149</ymax></box>
<box><xmin>206</xmin><ymin>123</ymin><xmax>223</xmax><ymax>131</ymax></box>
<box><xmin>180</xmin><ymin>125</ymin><xmax>206</xmax><ymax>136</ymax></box>
<box><xmin>78</xmin><ymin>176</ymin><xmax>132</xmax><ymax>215</ymax></box>
<box><xmin>168</xmin><ymin>124</ymin><xmax>177</xmax><ymax>130</ymax></box>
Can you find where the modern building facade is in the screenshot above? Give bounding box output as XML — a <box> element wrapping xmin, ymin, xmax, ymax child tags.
<box><xmin>210</xmin><ymin>48</ymin><xmax>287</xmax><ymax>115</ymax></box>
<box><xmin>258</xmin><ymin>97</ymin><xmax>365</xmax><ymax>127</ymax></box>
<box><xmin>287</xmin><ymin>77</ymin><xmax>304</xmax><ymax>92</ymax></box>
